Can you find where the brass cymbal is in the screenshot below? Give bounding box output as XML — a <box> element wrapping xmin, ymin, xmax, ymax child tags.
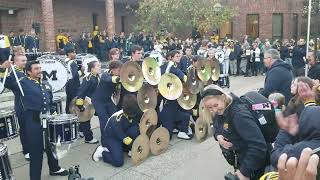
<box><xmin>149</xmin><ymin>127</ymin><xmax>170</xmax><ymax>156</ymax></box>
<box><xmin>195</xmin><ymin>118</ymin><xmax>208</xmax><ymax>142</ymax></box>
<box><xmin>131</xmin><ymin>134</ymin><xmax>150</xmax><ymax>165</ymax></box>
<box><xmin>207</xmin><ymin>121</ymin><xmax>214</xmax><ymax>137</ymax></box>
<box><xmin>177</xmin><ymin>84</ymin><xmax>197</xmax><ymax>110</ymax></box>
<box><xmin>142</xmin><ymin>57</ymin><xmax>161</xmax><ymax>85</ymax></box>
<box><xmin>198</xmin><ymin>99</ymin><xmax>213</xmax><ymax>124</ymax></box>
<box><xmin>120</xmin><ymin>61</ymin><xmax>144</xmax><ymax>92</ymax></box>
<box><xmin>209</xmin><ymin>58</ymin><xmax>220</xmax><ymax>81</ymax></box>
<box><xmin>186</xmin><ymin>67</ymin><xmax>201</xmax><ymax>94</ymax></box>
<box><xmin>158</xmin><ymin>73</ymin><xmax>183</xmax><ymax>100</ymax></box>
<box><xmin>196</xmin><ymin>59</ymin><xmax>212</xmax><ymax>82</ymax></box>
<box><xmin>69</xmin><ymin>97</ymin><xmax>95</xmax><ymax>122</ymax></box>
<box><xmin>137</xmin><ymin>84</ymin><xmax>158</xmax><ymax>111</ymax></box>
<box><xmin>139</xmin><ymin>109</ymin><xmax>158</xmax><ymax>135</ymax></box>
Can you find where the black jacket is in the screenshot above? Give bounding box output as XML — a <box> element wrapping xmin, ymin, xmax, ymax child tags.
<box><xmin>271</xmin><ymin>106</ymin><xmax>320</xmax><ymax>167</ymax></box>
<box><xmin>308</xmin><ymin>63</ymin><xmax>320</xmax><ymax>80</ymax></box>
<box><xmin>213</xmin><ymin>94</ymin><xmax>267</xmax><ymax>177</ymax></box>
<box><xmin>259</xmin><ymin>60</ymin><xmax>293</xmax><ymax>105</ymax></box>
<box><xmin>292</xmin><ymin>45</ymin><xmax>306</xmax><ymax>68</ymax></box>
<box><xmin>280</xmin><ymin>46</ymin><xmax>290</xmax><ymax>60</ymax></box>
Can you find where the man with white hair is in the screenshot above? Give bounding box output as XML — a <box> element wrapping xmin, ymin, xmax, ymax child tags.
<box><xmin>259</xmin><ymin>49</ymin><xmax>293</xmax><ymax>105</ymax></box>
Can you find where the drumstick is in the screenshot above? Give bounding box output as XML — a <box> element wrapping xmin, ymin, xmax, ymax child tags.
<box><xmin>1</xmin><ymin>55</ymin><xmax>12</xmax><ymax>85</ymax></box>
<box><xmin>10</xmin><ymin>63</ymin><xmax>25</xmax><ymax>96</ymax></box>
<box><xmin>312</xmin><ymin>147</ymin><xmax>320</xmax><ymax>154</ymax></box>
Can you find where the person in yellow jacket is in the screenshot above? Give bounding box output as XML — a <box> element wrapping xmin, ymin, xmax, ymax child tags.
<box><xmin>0</xmin><ymin>32</ymin><xmax>11</xmax><ymax>64</ymax></box>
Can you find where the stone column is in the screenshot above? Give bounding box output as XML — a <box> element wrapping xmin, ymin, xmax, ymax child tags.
<box><xmin>41</xmin><ymin>0</ymin><xmax>56</xmax><ymax>52</ymax></box>
<box><xmin>106</xmin><ymin>0</ymin><xmax>116</xmax><ymax>39</ymax></box>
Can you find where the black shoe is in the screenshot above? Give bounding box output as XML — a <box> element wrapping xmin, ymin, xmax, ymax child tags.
<box><xmin>49</xmin><ymin>168</ymin><xmax>69</xmax><ymax>176</ymax></box>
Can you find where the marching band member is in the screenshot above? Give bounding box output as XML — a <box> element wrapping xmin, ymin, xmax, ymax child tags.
<box><xmin>13</xmin><ymin>29</ymin><xmax>26</xmax><ymax>48</ymax></box>
<box><xmin>179</xmin><ymin>45</ymin><xmax>193</xmax><ymax>74</ymax></box>
<box><xmin>0</xmin><ymin>31</ymin><xmax>11</xmax><ymax>63</ymax></box>
<box><xmin>92</xmin><ymin>94</ymin><xmax>140</xmax><ymax>167</ymax></box>
<box><xmin>3</xmin><ymin>60</ymin><xmax>69</xmax><ymax>180</ymax></box>
<box><xmin>25</xmin><ymin>29</ymin><xmax>39</xmax><ymax>53</ymax></box>
<box><xmin>75</xmin><ymin>61</ymin><xmax>100</xmax><ymax>144</ymax></box>
<box><xmin>92</xmin><ymin>61</ymin><xmax>122</xmax><ymax>134</ymax></box>
<box><xmin>121</xmin><ymin>45</ymin><xmax>143</xmax><ymax>64</ymax></box>
<box><xmin>4</xmin><ymin>48</ymin><xmax>29</xmax><ymax>160</ymax></box>
<box><xmin>65</xmin><ymin>48</ymin><xmax>84</xmax><ymax>114</ymax></box>
<box><xmin>159</xmin><ymin>50</ymin><xmax>192</xmax><ymax>140</ymax></box>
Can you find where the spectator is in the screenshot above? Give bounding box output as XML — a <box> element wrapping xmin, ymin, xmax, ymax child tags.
<box><xmin>292</xmin><ymin>39</ymin><xmax>306</xmax><ymax>77</ymax></box>
<box><xmin>307</xmin><ymin>51</ymin><xmax>320</xmax><ymax>81</ymax></box>
<box><xmin>259</xmin><ymin>49</ymin><xmax>293</xmax><ymax>105</ymax></box>
<box><xmin>79</xmin><ymin>32</ymin><xmax>88</xmax><ymax>53</ymax></box>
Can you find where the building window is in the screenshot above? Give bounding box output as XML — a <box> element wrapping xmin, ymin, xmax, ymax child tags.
<box><xmin>219</xmin><ymin>21</ymin><xmax>233</xmax><ymax>39</ymax></box>
<box><xmin>121</xmin><ymin>16</ymin><xmax>125</xmax><ymax>33</ymax></box>
<box><xmin>246</xmin><ymin>14</ymin><xmax>259</xmax><ymax>39</ymax></box>
<box><xmin>292</xmin><ymin>14</ymin><xmax>298</xmax><ymax>40</ymax></box>
<box><xmin>272</xmin><ymin>13</ymin><xmax>283</xmax><ymax>40</ymax></box>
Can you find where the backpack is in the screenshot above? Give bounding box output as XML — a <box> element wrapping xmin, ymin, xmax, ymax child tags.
<box><xmin>239</xmin><ymin>91</ymin><xmax>279</xmax><ymax>143</ymax></box>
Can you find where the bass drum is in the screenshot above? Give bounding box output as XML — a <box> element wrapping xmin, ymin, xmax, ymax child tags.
<box><xmin>75</xmin><ymin>54</ymin><xmax>99</xmax><ymax>76</ymax></box>
<box><xmin>37</xmin><ymin>54</ymin><xmax>68</xmax><ymax>93</ymax></box>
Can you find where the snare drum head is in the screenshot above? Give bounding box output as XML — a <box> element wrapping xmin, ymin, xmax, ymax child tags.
<box><xmin>48</xmin><ymin>114</ymin><xmax>78</xmax><ymax>123</ymax></box>
<box><xmin>0</xmin><ymin>109</ymin><xmax>14</xmax><ymax>118</ymax></box>
<box><xmin>38</xmin><ymin>55</ymin><xmax>68</xmax><ymax>93</ymax></box>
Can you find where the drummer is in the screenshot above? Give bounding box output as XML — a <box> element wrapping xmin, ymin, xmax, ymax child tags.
<box><xmin>75</xmin><ymin>60</ymin><xmax>100</xmax><ymax>144</ymax></box>
<box><xmin>65</xmin><ymin>47</ymin><xmax>84</xmax><ymax>114</ymax></box>
<box><xmin>2</xmin><ymin>60</ymin><xmax>69</xmax><ymax>180</ymax></box>
<box><xmin>4</xmin><ymin>47</ymin><xmax>29</xmax><ymax>160</ymax></box>
<box><xmin>91</xmin><ymin>60</ymin><xmax>122</xmax><ymax>134</ymax></box>
<box><xmin>92</xmin><ymin>94</ymin><xmax>140</xmax><ymax>167</ymax></box>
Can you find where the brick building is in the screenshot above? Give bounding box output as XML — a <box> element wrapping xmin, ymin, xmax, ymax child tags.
<box><xmin>219</xmin><ymin>0</ymin><xmax>306</xmax><ymax>41</ymax></box>
<box><xmin>0</xmin><ymin>0</ymin><xmax>308</xmax><ymax>51</ymax></box>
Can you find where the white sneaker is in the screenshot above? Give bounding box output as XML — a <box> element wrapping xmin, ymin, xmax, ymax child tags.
<box><xmin>172</xmin><ymin>128</ymin><xmax>179</xmax><ymax>134</ymax></box>
<box><xmin>128</xmin><ymin>150</ymin><xmax>132</xmax><ymax>158</ymax></box>
<box><xmin>177</xmin><ymin>132</ymin><xmax>192</xmax><ymax>140</ymax></box>
<box><xmin>24</xmin><ymin>153</ymin><xmax>30</xmax><ymax>161</ymax></box>
<box><xmin>79</xmin><ymin>132</ymin><xmax>84</xmax><ymax>138</ymax></box>
<box><xmin>92</xmin><ymin>145</ymin><xmax>104</xmax><ymax>162</ymax></box>
<box><xmin>85</xmin><ymin>138</ymin><xmax>99</xmax><ymax>144</ymax></box>
<box><xmin>187</xmin><ymin>126</ymin><xmax>193</xmax><ymax>136</ymax></box>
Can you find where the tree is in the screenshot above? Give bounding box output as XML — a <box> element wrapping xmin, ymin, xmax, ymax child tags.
<box><xmin>130</xmin><ymin>0</ymin><xmax>235</xmax><ymax>36</ymax></box>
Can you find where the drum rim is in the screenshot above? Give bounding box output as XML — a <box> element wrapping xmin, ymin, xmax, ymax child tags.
<box><xmin>0</xmin><ymin>142</ymin><xmax>8</xmax><ymax>156</ymax></box>
<box><xmin>0</xmin><ymin>134</ymin><xmax>19</xmax><ymax>143</ymax></box>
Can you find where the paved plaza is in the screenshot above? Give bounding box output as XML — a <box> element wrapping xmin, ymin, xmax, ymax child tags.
<box><xmin>1</xmin><ymin>75</ymin><xmax>265</xmax><ymax>180</ymax></box>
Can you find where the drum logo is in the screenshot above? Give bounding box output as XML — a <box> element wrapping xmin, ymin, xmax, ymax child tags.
<box><xmin>42</xmin><ymin>71</ymin><xmax>58</xmax><ymax>81</ymax></box>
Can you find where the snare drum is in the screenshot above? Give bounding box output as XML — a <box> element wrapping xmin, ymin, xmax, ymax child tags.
<box><xmin>0</xmin><ymin>143</ymin><xmax>14</xmax><ymax>180</ymax></box>
<box><xmin>47</xmin><ymin>114</ymin><xmax>79</xmax><ymax>145</ymax></box>
<box><xmin>0</xmin><ymin>110</ymin><xmax>19</xmax><ymax>141</ymax></box>
<box><xmin>53</xmin><ymin>96</ymin><xmax>63</xmax><ymax>114</ymax></box>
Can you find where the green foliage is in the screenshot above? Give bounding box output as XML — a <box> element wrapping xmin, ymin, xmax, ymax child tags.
<box><xmin>131</xmin><ymin>0</ymin><xmax>235</xmax><ymax>34</ymax></box>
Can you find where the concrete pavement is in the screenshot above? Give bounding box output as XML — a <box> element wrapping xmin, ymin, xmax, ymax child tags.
<box><xmin>0</xmin><ymin>75</ymin><xmax>265</xmax><ymax>180</ymax></box>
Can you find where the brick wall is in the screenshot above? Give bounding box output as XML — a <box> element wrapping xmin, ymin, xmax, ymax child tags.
<box><xmin>221</xmin><ymin>0</ymin><xmax>305</xmax><ymax>40</ymax></box>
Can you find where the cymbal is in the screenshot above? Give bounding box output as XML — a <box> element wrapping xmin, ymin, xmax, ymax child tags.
<box><xmin>137</xmin><ymin>84</ymin><xmax>158</xmax><ymax>111</ymax></box>
<box><xmin>177</xmin><ymin>84</ymin><xmax>197</xmax><ymax>110</ymax></box>
<box><xmin>158</xmin><ymin>73</ymin><xmax>183</xmax><ymax>100</ymax></box>
<box><xmin>149</xmin><ymin>127</ymin><xmax>170</xmax><ymax>156</ymax></box>
<box><xmin>139</xmin><ymin>109</ymin><xmax>158</xmax><ymax>135</ymax></box>
<box><xmin>196</xmin><ymin>59</ymin><xmax>212</xmax><ymax>82</ymax></box>
<box><xmin>131</xmin><ymin>134</ymin><xmax>150</xmax><ymax>165</ymax></box>
<box><xmin>209</xmin><ymin>58</ymin><xmax>220</xmax><ymax>81</ymax></box>
<box><xmin>207</xmin><ymin>121</ymin><xmax>214</xmax><ymax>137</ymax></box>
<box><xmin>198</xmin><ymin>99</ymin><xmax>213</xmax><ymax>124</ymax></box>
<box><xmin>142</xmin><ymin>57</ymin><xmax>161</xmax><ymax>85</ymax></box>
<box><xmin>69</xmin><ymin>97</ymin><xmax>95</xmax><ymax>122</ymax></box>
<box><xmin>186</xmin><ymin>67</ymin><xmax>201</xmax><ymax>94</ymax></box>
<box><xmin>195</xmin><ymin>118</ymin><xmax>208</xmax><ymax>142</ymax></box>
<box><xmin>120</xmin><ymin>61</ymin><xmax>144</xmax><ymax>92</ymax></box>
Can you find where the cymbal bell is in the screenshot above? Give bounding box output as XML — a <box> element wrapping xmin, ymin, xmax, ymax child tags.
<box><xmin>195</xmin><ymin>118</ymin><xmax>208</xmax><ymax>142</ymax></box>
<box><xmin>186</xmin><ymin>67</ymin><xmax>201</xmax><ymax>94</ymax></box>
<box><xmin>209</xmin><ymin>58</ymin><xmax>220</xmax><ymax>81</ymax></box>
<box><xmin>149</xmin><ymin>127</ymin><xmax>170</xmax><ymax>155</ymax></box>
<box><xmin>120</xmin><ymin>61</ymin><xmax>144</xmax><ymax>92</ymax></box>
<box><xmin>177</xmin><ymin>84</ymin><xmax>197</xmax><ymax>110</ymax></box>
<box><xmin>139</xmin><ymin>109</ymin><xmax>158</xmax><ymax>135</ymax></box>
<box><xmin>69</xmin><ymin>97</ymin><xmax>95</xmax><ymax>122</ymax></box>
<box><xmin>137</xmin><ymin>84</ymin><xmax>158</xmax><ymax>111</ymax></box>
<box><xmin>198</xmin><ymin>99</ymin><xmax>213</xmax><ymax>124</ymax></box>
<box><xmin>158</xmin><ymin>73</ymin><xmax>183</xmax><ymax>100</ymax></box>
<box><xmin>196</xmin><ymin>59</ymin><xmax>212</xmax><ymax>82</ymax></box>
<box><xmin>142</xmin><ymin>57</ymin><xmax>161</xmax><ymax>85</ymax></box>
<box><xmin>131</xmin><ymin>134</ymin><xmax>150</xmax><ymax>165</ymax></box>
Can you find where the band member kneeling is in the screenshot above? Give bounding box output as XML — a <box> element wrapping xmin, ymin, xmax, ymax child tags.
<box><xmin>92</xmin><ymin>94</ymin><xmax>140</xmax><ymax>167</ymax></box>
